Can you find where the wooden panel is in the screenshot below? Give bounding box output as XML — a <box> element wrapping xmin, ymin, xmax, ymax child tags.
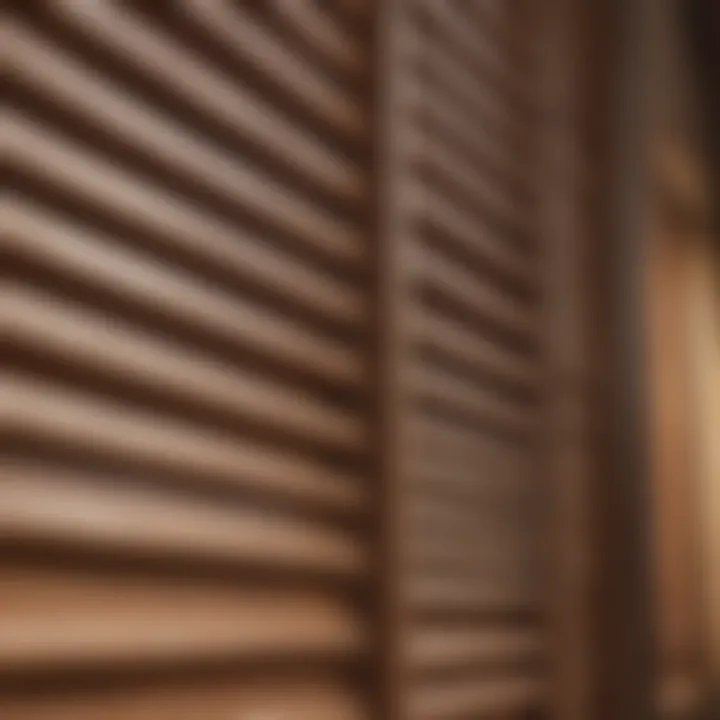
<box><xmin>377</xmin><ymin>3</ymin><xmax>546</xmax><ymax>718</ymax></box>
<box><xmin>4</xmin><ymin>1</ymin><xmax>373</xmax><ymax>716</ymax></box>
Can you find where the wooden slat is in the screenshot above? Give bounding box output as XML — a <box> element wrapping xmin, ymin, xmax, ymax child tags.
<box><xmin>411</xmin><ymin>366</ymin><xmax>533</xmax><ymax>433</ymax></box>
<box><xmin>409</xmin><ymin>578</ymin><xmax>534</xmax><ymax>613</ymax></box>
<box><xmin>272</xmin><ymin>0</ymin><xmax>366</xmax><ymax>79</ymax></box>
<box><xmin>419</xmin><ymin>44</ymin><xmax>524</xmax><ymax>193</ymax></box>
<box><xmin>1</xmin><ymin>679</ymin><xmax>364</xmax><ymax>720</ymax></box>
<box><xmin>4</xmin><ymin>200</ymin><xmax>362</xmax><ymax>387</ymax></box>
<box><xmin>408</xmin><ymin>677</ymin><xmax>542</xmax><ymax>719</ymax></box>
<box><xmin>0</xmin><ymin>566</ymin><xmax>363</xmax><ymax>670</ymax></box>
<box><xmin>423</xmin><ymin>193</ymin><xmax>533</xmax><ymax>292</ymax></box>
<box><xmin>419</xmin><ymin>0</ymin><xmax>523</xmax><ymax>109</ymax></box>
<box><xmin>6</xmin><ymin>19</ymin><xmax>367</xmax><ymax>284</ymax></box>
<box><xmin>408</xmin><ymin>627</ymin><xmax>542</xmax><ymax>669</ymax></box>
<box><xmin>0</xmin><ymin>461</ymin><xmax>363</xmax><ymax>568</ymax></box>
<box><xmin>5</xmin><ymin>107</ymin><xmax>362</xmax><ymax>277</ymax></box>
<box><xmin>4</xmin><ymin>283</ymin><xmax>364</xmax><ymax>452</ymax></box>
<box><xmin>0</xmin><ymin>369</ymin><xmax>366</xmax><ymax>582</ymax></box>
<box><xmin>420</xmin><ymin>131</ymin><xmax>524</xmax><ymax>237</ymax></box>
<box><xmin>412</xmin><ymin>311</ymin><xmax>538</xmax><ymax>388</ymax></box>
<box><xmin>420</xmin><ymin>23</ymin><xmax>513</xmax><ymax>146</ymax></box>
<box><xmin>43</xmin><ymin>0</ymin><xmax>361</xmax><ymax>203</ymax></box>
<box><xmin>4</xmin><ymin>2</ymin><xmax>373</xmax><ymax>717</ymax></box>
<box><xmin>2</xmin><ymin>373</ymin><xmax>365</xmax><ymax>516</ymax></box>
<box><xmin>179</xmin><ymin>0</ymin><xmax>365</xmax><ymax>141</ymax></box>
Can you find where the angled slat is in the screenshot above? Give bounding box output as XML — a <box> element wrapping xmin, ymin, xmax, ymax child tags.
<box><xmin>411</xmin><ymin>366</ymin><xmax>533</xmax><ymax>433</ymax></box>
<box><xmin>422</xmin><ymin>134</ymin><xmax>526</xmax><ymax>232</ymax></box>
<box><xmin>5</xmin><ymin>200</ymin><xmax>362</xmax><ymax>387</ymax></box>
<box><xmin>420</xmin><ymin>25</ymin><xmax>512</xmax><ymax>146</ymax></box>
<box><xmin>1</xmin><ymin>374</ymin><xmax>365</xmax><ymax>515</ymax></box>
<box><xmin>0</xmin><ymin>566</ymin><xmax>364</xmax><ymax>669</ymax></box>
<box><xmin>5</xmin><ymin>108</ymin><xmax>362</xmax><ymax>275</ymax></box>
<box><xmin>423</xmin><ymin>192</ymin><xmax>533</xmax><ymax>293</ymax></box>
<box><xmin>6</xmin><ymin>20</ymin><xmax>367</xmax><ymax>288</ymax></box>
<box><xmin>412</xmin><ymin>311</ymin><xmax>538</xmax><ymax>388</ymax></box>
<box><xmin>272</xmin><ymin>0</ymin><xmax>366</xmax><ymax>79</ymax></box>
<box><xmin>420</xmin><ymin>0</ymin><xmax>524</xmax><ymax>109</ymax></box>
<box><xmin>0</xmin><ymin>464</ymin><xmax>363</xmax><ymax>570</ymax></box>
<box><xmin>46</xmin><ymin>0</ymin><xmax>361</xmax><ymax>203</ymax></box>
<box><xmin>179</xmin><ymin>0</ymin><xmax>365</xmax><ymax>141</ymax></box>
<box><xmin>2</xmin><ymin>373</ymin><xmax>368</xmax><ymax>581</ymax></box>
<box><xmin>4</xmin><ymin>283</ymin><xmax>364</xmax><ymax>452</ymax></box>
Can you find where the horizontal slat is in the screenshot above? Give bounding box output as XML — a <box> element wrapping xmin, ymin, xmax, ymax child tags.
<box><xmin>408</xmin><ymin>496</ymin><xmax>523</xmax><ymax>535</ymax></box>
<box><xmin>407</xmin><ymin>541</ymin><xmax>526</xmax><ymax>578</ymax></box>
<box><xmin>420</xmin><ymin>0</ymin><xmax>524</xmax><ymax>109</ymax></box>
<box><xmin>0</xmin><ymin>464</ymin><xmax>361</xmax><ymax>569</ymax></box>
<box><xmin>420</xmin><ymin>54</ymin><xmax>525</xmax><ymax>195</ymax></box>
<box><xmin>409</xmin><ymin>578</ymin><xmax>534</xmax><ymax>612</ymax></box>
<box><xmin>1</xmin><ymin>678</ymin><xmax>364</xmax><ymax>720</ymax></box>
<box><xmin>420</xmin><ymin>131</ymin><xmax>526</xmax><ymax>239</ymax></box>
<box><xmin>411</xmin><ymin>367</ymin><xmax>532</xmax><ymax>432</ymax></box>
<box><xmin>420</xmin><ymin>24</ymin><xmax>514</xmax><ymax>148</ymax></box>
<box><xmin>179</xmin><ymin>0</ymin><xmax>365</xmax><ymax>141</ymax></box>
<box><xmin>5</xmin><ymin>135</ymin><xmax>360</xmax><ymax>307</ymax></box>
<box><xmin>6</xmin><ymin>20</ymin><xmax>367</xmax><ymax>291</ymax></box>
<box><xmin>409</xmin><ymin>677</ymin><xmax>542</xmax><ymax>719</ymax></box>
<box><xmin>409</xmin><ymin>541</ymin><xmax>530</xmax><ymax>586</ymax></box>
<box><xmin>408</xmin><ymin>627</ymin><xmax>542</xmax><ymax>669</ymax></box>
<box><xmin>273</xmin><ymin>0</ymin><xmax>366</xmax><ymax>79</ymax></box>
<box><xmin>423</xmin><ymin>194</ymin><xmax>533</xmax><ymax>294</ymax></box>
<box><xmin>42</xmin><ymin>0</ymin><xmax>361</xmax><ymax>203</ymax></box>
<box><xmin>0</xmin><ymin>566</ymin><xmax>364</xmax><ymax>669</ymax></box>
<box><xmin>4</xmin><ymin>283</ymin><xmax>364</xmax><ymax>452</ymax></box>
<box><xmin>4</xmin><ymin>111</ymin><xmax>363</xmax><ymax>308</ymax></box>
<box><xmin>410</xmin><ymin>418</ymin><xmax>530</xmax><ymax>458</ymax></box>
<box><xmin>412</xmin><ymin>312</ymin><xmax>538</xmax><ymax>388</ymax></box>
<box><xmin>2</xmin><ymin>374</ymin><xmax>365</xmax><ymax>516</ymax></box>
<box><xmin>4</xmin><ymin>200</ymin><xmax>362</xmax><ymax>387</ymax></box>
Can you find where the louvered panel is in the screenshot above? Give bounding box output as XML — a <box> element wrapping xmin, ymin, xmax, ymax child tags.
<box><xmin>380</xmin><ymin>1</ymin><xmax>546</xmax><ymax>718</ymax></box>
<box><xmin>5</xmin><ymin>1</ymin><xmax>373</xmax><ymax>717</ymax></box>
<box><xmin>29</xmin><ymin>1</ymin><xmax>361</xmax><ymax>202</ymax></box>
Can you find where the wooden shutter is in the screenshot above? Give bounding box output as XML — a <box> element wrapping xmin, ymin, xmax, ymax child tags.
<box><xmin>378</xmin><ymin>2</ymin><xmax>548</xmax><ymax>718</ymax></box>
<box><xmin>4</xmin><ymin>2</ymin><xmax>373</xmax><ymax>717</ymax></box>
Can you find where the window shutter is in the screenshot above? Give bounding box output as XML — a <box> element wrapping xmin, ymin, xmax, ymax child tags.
<box><xmin>377</xmin><ymin>2</ymin><xmax>547</xmax><ymax>718</ymax></box>
<box><xmin>4</xmin><ymin>2</ymin><xmax>374</xmax><ymax>717</ymax></box>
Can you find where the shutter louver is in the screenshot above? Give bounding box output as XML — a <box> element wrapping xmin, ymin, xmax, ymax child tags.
<box><xmin>4</xmin><ymin>2</ymin><xmax>373</xmax><ymax>717</ymax></box>
<box><xmin>378</xmin><ymin>1</ymin><xmax>546</xmax><ymax>718</ymax></box>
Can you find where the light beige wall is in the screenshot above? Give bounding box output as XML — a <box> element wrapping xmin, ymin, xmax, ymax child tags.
<box><xmin>685</xmin><ymin>234</ymin><xmax>720</xmax><ymax>685</ymax></box>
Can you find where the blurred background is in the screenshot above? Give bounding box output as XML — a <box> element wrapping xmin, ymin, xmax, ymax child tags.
<box><xmin>3</xmin><ymin>1</ymin><xmax>719</xmax><ymax>719</ymax></box>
